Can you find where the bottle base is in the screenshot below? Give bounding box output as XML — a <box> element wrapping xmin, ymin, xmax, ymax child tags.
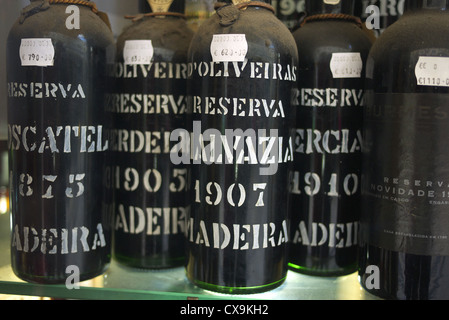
<box><xmin>113</xmin><ymin>253</ymin><xmax>185</xmax><ymax>270</ymax></box>
<box><xmin>12</xmin><ymin>263</ymin><xmax>110</xmax><ymax>285</ymax></box>
<box><xmin>359</xmin><ymin>244</ymin><xmax>449</xmax><ymax>300</ymax></box>
<box><xmin>187</xmin><ymin>275</ymin><xmax>287</xmax><ymax>295</ymax></box>
<box><xmin>288</xmin><ymin>262</ymin><xmax>357</xmax><ymax>277</ymax></box>
<box><xmin>358</xmin><ymin>279</ymin><xmax>394</xmax><ymax>300</ymax></box>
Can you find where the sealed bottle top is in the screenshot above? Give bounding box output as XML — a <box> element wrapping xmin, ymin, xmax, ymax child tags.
<box><xmin>139</xmin><ymin>0</ymin><xmax>185</xmax><ymax>14</ymax></box>
<box><xmin>216</xmin><ymin>0</ymin><xmax>272</xmax><ymax>5</ymax></box>
<box><xmin>306</xmin><ymin>0</ymin><xmax>355</xmax><ymax>16</ymax></box>
<box><xmin>405</xmin><ymin>0</ymin><xmax>449</xmax><ymax>11</ymax></box>
<box><xmin>28</xmin><ymin>0</ymin><xmax>95</xmax><ymax>8</ymax></box>
<box><xmin>23</xmin><ymin>0</ymin><xmax>110</xmax><ymax>28</ymax></box>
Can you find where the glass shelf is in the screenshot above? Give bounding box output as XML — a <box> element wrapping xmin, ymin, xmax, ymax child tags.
<box><xmin>0</xmin><ymin>212</ymin><xmax>380</xmax><ymax>300</ymax></box>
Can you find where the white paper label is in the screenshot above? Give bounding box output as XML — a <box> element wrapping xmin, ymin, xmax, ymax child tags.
<box><xmin>147</xmin><ymin>0</ymin><xmax>173</xmax><ymax>12</ymax></box>
<box><xmin>330</xmin><ymin>52</ymin><xmax>363</xmax><ymax>79</ymax></box>
<box><xmin>415</xmin><ymin>56</ymin><xmax>449</xmax><ymax>87</ymax></box>
<box><xmin>123</xmin><ymin>40</ymin><xmax>154</xmax><ymax>65</ymax></box>
<box><xmin>20</xmin><ymin>38</ymin><xmax>55</xmax><ymax>67</ymax></box>
<box><xmin>210</xmin><ymin>34</ymin><xmax>248</xmax><ymax>62</ymax></box>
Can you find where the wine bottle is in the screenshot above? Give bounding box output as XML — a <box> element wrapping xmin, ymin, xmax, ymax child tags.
<box><xmin>185</xmin><ymin>0</ymin><xmax>298</xmax><ymax>294</ymax></box>
<box><xmin>7</xmin><ymin>0</ymin><xmax>114</xmax><ymax>284</ymax></box>
<box><xmin>288</xmin><ymin>0</ymin><xmax>373</xmax><ymax>276</ymax></box>
<box><xmin>112</xmin><ymin>0</ymin><xmax>193</xmax><ymax>269</ymax></box>
<box><xmin>360</xmin><ymin>0</ymin><xmax>449</xmax><ymax>300</ymax></box>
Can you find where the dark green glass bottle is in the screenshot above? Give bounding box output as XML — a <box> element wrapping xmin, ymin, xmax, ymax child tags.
<box><xmin>112</xmin><ymin>0</ymin><xmax>193</xmax><ymax>269</ymax></box>
<box><xmin>185</xmin><ymin>0</ymin><xmax>298</xmax><ymax>294</ymax></box>
<box><xmin>360</xmin><ymin>0</ymin><xmax>449</xmax><ymax>300</ymax></box>
<box><xmin>288</xmin><ymin>0</ymin><xmax>372</xmax><ymax>276</ymax></box>
<box><xmin>7</xmin><ymin>0</ymin><xmax>114</xmax><ymax>284</ymax></box>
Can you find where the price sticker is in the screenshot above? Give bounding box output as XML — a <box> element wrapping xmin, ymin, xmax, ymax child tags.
<box><xmin>330</xmin><ymin>52</ymin><xmax>363</xmax><ymax>79</ymax></box>
<box><xmin>20</xmin><ymin>38</ymin><xmax>55</xmax><ymax>67</ymax></box>
<box><xmin>415</xmin><ymin>56</ymin><xmax>449</xmax><ymax>87</ymax></box>
<box><xmin>210</xmin><ymin>34</ymin><xmax>248</xmax><ymax>62</ymax></box>
<box><xmin>123</xmin><ymin>40</ymin><xmax>154</xmax><ymax>65</ymax></box>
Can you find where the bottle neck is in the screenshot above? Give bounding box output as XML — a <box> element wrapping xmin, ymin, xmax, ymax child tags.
<box><xmin>138</xmin><ymin>0</ymin><xmax>185</xmax><ymax>14</ymax></box>
<box><xmin>306</xmin><ymin>0</ymin><xmax>355</xmax><ymax>16</ymax></box>
<box><xmin>405</xmin><ymin>0</ymin><xmax>449</xmax><ymax>12</ymax></box>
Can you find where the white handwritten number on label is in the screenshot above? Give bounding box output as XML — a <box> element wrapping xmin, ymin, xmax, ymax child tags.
<box><xmin>210</xmin><ymin>34</ymin><xmax>248</xmax><ymax>62</ymax></box>
<box><xmin>20</xmin><ymin>38</ymin><xmax>55</xmax><ymax>67</ymax></box>
<box><xmin>415</xmin><ymin>56</ymin><xmax>449</xmax><ymax>87</ymax></box>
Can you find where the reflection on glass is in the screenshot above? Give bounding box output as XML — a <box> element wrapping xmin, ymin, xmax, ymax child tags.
<box><xmin>0</xmin><ymin>187</ymin><xmax>8</xmax><ymax>215</ymax></box>
<box><xmin>0</xmin><ymin>142</ymin><xmax>8</xmax><ymax>215</ymax></box>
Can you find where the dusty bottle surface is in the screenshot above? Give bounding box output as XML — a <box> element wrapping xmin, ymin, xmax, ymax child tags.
<box><xmin>7</xmin><ymin>0</ymin><xmax>115</xmax><ymax>284</ymax></box>
<box><xmin>359</xmin><ymin>0</ymin><xmax>449</xmax><ymax>300</ymax></box>
<box><xmin>184</xmin><ymin>0</ymin><xmax>298</xmax><ymax>294</ymax></box>
<box><xmin>112</xmin><ymin>0</ymin><xmax>194</xmax><ymax>269</ymax></box>
<box><xmin>288</xmin><ymin>0</ymin><xmax>372</xmax><ymax>276</ymax></box>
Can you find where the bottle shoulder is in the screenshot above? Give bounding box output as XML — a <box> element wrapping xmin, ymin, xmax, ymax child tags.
<box><xmin>371</xmin><ymin>11</ymin><xmax>449</xmax><ymax>58</ymax></box>
<box><xmin>196</xmin><ymin>9</ymin><xmax>293</xmax><ymax>38</ymax></box>
<box><xmin>293</xmin><ymin>21</ymin><xmax>373</xmax><ymax>59</ymax></box>
<box><xmin>116</xmin><ymin>17</ymin><xmax>194</xmax><ymax>54</ymax></box>
<box><xmin>8</xmin><ymin>5</ymin><xmax>114</xmax><ymax>48</ymax></box>
<box><xmin>367</xmin><ymin>12</ymin><xmax>449</xmax><ymax>93</ymax></box>
<box><xmin>190</xmin><ymin>8</ymin><xmax>298</xmax><ymax>61</ymax></box>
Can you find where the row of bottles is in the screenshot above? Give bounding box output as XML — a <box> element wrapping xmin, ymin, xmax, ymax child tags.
<box><xmin>6</xmin><ymin>0</ymin><xmax>449</xmax><ymax>300</ymax></box>
<box><xmin>186</xmin><ymin>0</ymin><xmax>405</xmax><ymax>32</ymax></box>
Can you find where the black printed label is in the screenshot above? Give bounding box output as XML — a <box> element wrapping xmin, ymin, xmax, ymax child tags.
<box><xmin>362</xmin><ymin>92</ymin><xmax>449</xmax><ymax>256</ymax></box>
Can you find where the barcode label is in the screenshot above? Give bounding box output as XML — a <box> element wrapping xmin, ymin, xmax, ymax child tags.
<box><xmin>20</xmin><ymin>38</ymin><xmax>55</xmax><ymax>67</ymax></box>
<box><xmin>330</xmin><ymin>52</ymin><xmax>363</xmax><ymax>79</ymax></box>
<box><xmin>210</xmin><ymin>34</ymin><xmax>248</xmax><ymax>62</ymax></box>
<box><xmin>123</xmin><ymin>40</ymin><xmax>154</xmax><ymax>65</ymax></box>
<box><xmin>415</xmin><ymin>56</ymin><xmax>449</xmax><ymax>87</ymax></box>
